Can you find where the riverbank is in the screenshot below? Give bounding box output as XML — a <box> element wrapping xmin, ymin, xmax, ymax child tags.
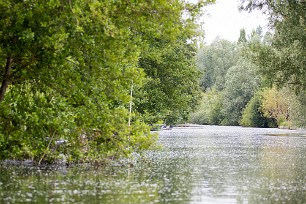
<box><xmin>1</xmin><ymin>126</ymin><xmax>306</xmax><ymax>203</ymax></box>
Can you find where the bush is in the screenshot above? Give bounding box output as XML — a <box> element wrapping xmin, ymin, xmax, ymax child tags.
<box><xmin>0</xmin><ymin>83</ymin><xmax>156</xmax><ymax>164</ymax></box>
<box><xmin>240</xmin><ymin>92</ymin><xmax>277</xmax><ymax>127</ymax></box>
<box><xmin>189</xmin><ymin>90</ymin><xmax>223</xmax><ymax>125</ymax></box>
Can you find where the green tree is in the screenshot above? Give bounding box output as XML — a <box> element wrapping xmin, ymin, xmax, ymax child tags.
<box><xmin>135</xmin><ymin>38</ymin><xmax>202</xmax><ymax>125</ymax></box>
<box><xmin>238</xmin><ymin>28</ymin><xmax>247</xmax><ymax>44</ymax></box>
<box><xmin>262</xmin><ymin>87</ymin><xmax>306</xmax><ymax>128</ymax></box>
<box><xmin>260</xmin><ymin>86</ymin><xmax>304</xmax><ymax>128</ymax></box>
<box><xmin>221</xmin><ymin>59</ymin><xmax>261</xmax><ymax>125</ymax></box>
<box><xmin>240</xmin><ymin>91</ymin><xmax>277</xmax><ymax>127</ymax></box>
<box><xmin>291</xmin><ymin>90</ymin><xmax>306</xmax><ymax>127</ymax></box>
<box><xmin>240</xmin><ymin>0</ymin><xmax>306</xmax><ymax>90</ymax></box>
<box><xmin>0</xmin><ymin>0</ymin><xmax>155</xmax><ymax>162</ymax></box>
<box><xmin>0</xmin><ymin>0</ymin><xmax>211</xmax><ymax>162</ymax></box>
<box><xmin>131</xmin><ymin>0</ymin><xmax>216</xmax><ymax>125</ymax></box>
<box><xmin>196</xmin><ymin>38</ymin><xmax>239</xmax><ymax>91</ymax></box>
<box><xmin>189</xmin><ymin>89</ymin><xmax>223</xmax><ymax>125</ymax></box>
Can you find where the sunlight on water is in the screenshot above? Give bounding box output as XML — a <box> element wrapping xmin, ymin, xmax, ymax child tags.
<box><xmin>1</xmin><ymin>126</ymin><xmax>305</xmax><ymax>203</ymax></box>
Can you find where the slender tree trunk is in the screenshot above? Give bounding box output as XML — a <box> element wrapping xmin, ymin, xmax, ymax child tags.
<box><xmin>0</xmin><ymin>56</ymin><xmax>13</xmax><ymax>102</ymax></box>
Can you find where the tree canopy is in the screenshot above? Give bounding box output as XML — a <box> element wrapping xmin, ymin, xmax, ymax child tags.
<box><xmin>190</xmin><ymin>1</ymin><xmax>306</xmax><ymax>129</ymax></box>
<box><xmin>135</xmin><ymin>37</ymin><xmax>202</xmax><ymax>125</ymax></box>
<box><xmin>240</xmin><ymin>0</ymin><xmax>306</xmax><ymax>90</ymax></box>
<box><xmin>196</xmin><ymin>38</ymin><xmax>239</xmax><ymax>91</ymax></box>
<box><xmin>0</xmin><ymin>0</ymin><xmax>214</xmax><ymax>163</ymax></box>
<box><xmin>221</xmin><ymin>59</ymin><xmax>261</xmax><ymax>125</ymax></box>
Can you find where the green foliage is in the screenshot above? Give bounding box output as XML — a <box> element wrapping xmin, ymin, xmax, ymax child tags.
<box><xmin>240</xmin><ymin>92</ymin><xmax>277</xmax><ymax>127</ymax></box>
<box><xmin>135</xmin><ymin>38</ymin><xmax>202</xmax><ymax>125</ymax></box>
<box><xmin>290</xmin><ymin>90</ymin><xmax>306</xmax><ymax>128</ymax></box>
<box><xmin>221</xmin><ymin>59</ymin><xmax>261</xmax><ymax>125</ymax></box>
<box><xmin>240</xmin><ymin>0</ymin><xmax>306</xmax><ymax>90</ymax></box>
<box><xmin>196</xmin><ymin>38</ymin><xmax>239</xmax><ymax>91</ymax></box>
<box><xmin>240</xmin><ymin>86</ymin><xmax>305</xmax><ymax>128</ymax></box>
<box><xmin>191</xmin><ymin>0</ymin><xmax>306</xmax><ymax>128</ymax></box>
<box><xmin>0</xmin><ymin>0</ymin><xmax>211</xmax><ymax>163</ymax></box>
<box><xmin>260</xmin><ymin>86</ymin><xmax>306</xmax><ymax>128</ymax></box>
<box><xmin>239</xmin><ymin>1</ymin><xmax>306</xmax><ymax>128</ymax></box>
<box><xmin>238</xmin><ymin>28</ymin><xmax>247</xmax><ymax>44</ymax></box>
<box><xmin>189</xmin><ymin>90</ymin><xmax>223</xmax><ymax>125</ymax></box>
<box><xmin>192</xmin><ymin>34</ymin><xmax>263</xmax><ymax>127</ymax></box>
<box><xmin>0</xmin><ymin>83</ymin><xmax>77</xmax><ymax>161</ymax></box>
<box><xmin>0</xmin><ymin>83</ymin><xmax>158</xmax><ymax>163</ymax></box>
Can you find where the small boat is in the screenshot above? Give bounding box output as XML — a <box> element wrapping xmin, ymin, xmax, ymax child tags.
<box><xmin>161</xmin><ymin>125</ymin><xmax>172</xmax><ymax>130</ymax></box>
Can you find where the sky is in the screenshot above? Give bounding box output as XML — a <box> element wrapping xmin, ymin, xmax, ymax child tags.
<box><xmin>198</xmin><ymin>0</ymin><xmax>269</xmax><ymax>44</ymax></box>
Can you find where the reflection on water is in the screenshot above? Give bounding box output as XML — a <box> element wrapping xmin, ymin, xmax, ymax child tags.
<box><xmin>1</xmin><ymin>126</ymin><xmax>306</xmax><ymax>203</ymax></box>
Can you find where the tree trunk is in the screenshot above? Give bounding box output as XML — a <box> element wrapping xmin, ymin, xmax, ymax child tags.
<box><xmin>0</xmin><ymin>56</ymin><xmax>13</xmax><ymax>102</ymax></box>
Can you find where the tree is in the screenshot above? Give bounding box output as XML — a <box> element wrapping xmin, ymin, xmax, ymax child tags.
<box><xmin>135</xmin><ymin>38</ymin><xmax>202</xmax><ymax>125</ymax></box>
<box><xmin>238</xmin><ymin>28</ymin><xmax>247</xmax><ymax>44</ymax></box>
<box><xmin>131</xmin><ymin>0</ymin><xmax>216</xmax><ymax>125</ymax></box>
<box><xmin>0</xmin><ymin>0</ymin><xmax>154</xmax><ymax>162</ymax></box>
<box><xmin>189</xmin><ymin>89</ymin><xmax>223</xmax><ymax>125</ymax></box>
<box><xmin>290</xmin><ymin>90</ymin><xmax>306</xmax><ymax>127</ymax></box>
<box><xmin>0</xmin><ymin>0</ymin><xmax>211</xmax><ymax>162</ymax></box>
<box><xmin>260</xmin><ymin>86</ymin><xmax>303</xmax><ymax>127</ymax></box>
<box><xmin>196</xmin><ymin>38</ymin><xmax>239</xmax><ymax>91</ymax></box>
<box><xmin>240</xmin><ymin>91</ymin><xmax>277</xmax><ymax>127</ymax></box>
<box><xmin>240</xmin><ymin>0</ymin><xmax>306</xmax><ymax>90</ymax></box>
<box><xmin>221</xmin><ymin>59</ymin><xmax>261</xmax><ymax>125</ymax></box>
<box><xmin>258</xmin><ymin>87</ymin><xmax>306</xmax><ymax>128</ymax></box>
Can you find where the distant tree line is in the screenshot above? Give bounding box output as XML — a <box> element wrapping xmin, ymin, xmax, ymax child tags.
<box><xmin>190</xmin><ymin>0</ymin><xmax>306</xmax><ymax>128</ymax></box>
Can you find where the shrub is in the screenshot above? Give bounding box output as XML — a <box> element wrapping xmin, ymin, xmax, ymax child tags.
<box><xmin>240</xmin><ymin>92</ymin><xmax>277</xmax><ymax>127</ymax></box>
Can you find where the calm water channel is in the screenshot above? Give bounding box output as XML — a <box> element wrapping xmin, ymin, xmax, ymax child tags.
<box><xmin>1</xmin><ymin>126</ymin><xmax>306</xmax><ymax>204</ymax></box>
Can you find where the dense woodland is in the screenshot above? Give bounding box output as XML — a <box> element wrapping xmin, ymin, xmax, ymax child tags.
<box><xmin>190</xmin><ymin>0</ymin><xmax>306</xmax><ymax>128</ymax></box>
<box><xmin>0</xmin><ymin>0</ymin><xmax>305</xmax><ymax>163</ymax></box>
<box><xmin>0</xmin><ymin>0</ymin><xmax>212</xmax><ymax>163</ymax></box>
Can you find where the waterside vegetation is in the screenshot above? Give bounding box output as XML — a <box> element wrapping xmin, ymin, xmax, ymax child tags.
<box><xmin>190</xmin><ymin>0</ymin><xmax>306</xmax><ymax>129</ymax></box>
<box><xmin>0</xmin><ymin>0</ymin><xmax>305</xmax><ymax>164</ymax></box>
<box><xmin>0</xmin><ymin>0</ymin><xmax>214</xmax><ymax>164</ymax></box>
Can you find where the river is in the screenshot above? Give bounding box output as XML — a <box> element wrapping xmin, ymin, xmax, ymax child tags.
<box><xmin>1</xmin><ymin>126</ymin><xmax>306</xmax><ymax>203</ymax></box>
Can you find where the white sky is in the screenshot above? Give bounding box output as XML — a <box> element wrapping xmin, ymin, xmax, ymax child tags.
<box><xmin>198</xmin><ymin>0</ymin><xmax>269</xmax><ymax>44</ymax></box>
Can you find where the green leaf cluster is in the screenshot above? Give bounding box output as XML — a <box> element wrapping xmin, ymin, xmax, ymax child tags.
<box><xmin>238</xmin><ymin>0</ymin><xmax>306</xmax><ymax>128</ymax></box>
<box><xmin>240</xmin><ymin>91</ymin><xmax>277</xmax><ymax>128</ymax></box>
<box><xmin>190</xmin><ymin>1</ymin><xmax>306</xmax><ymax>129</ymax></box>
<box><xmin>192</xmin><ymin>30</ymin><xmax>306</xmax><ymax>128</ymax></box>
<box><xmin>191</xmin><ymin>38</ymin><xmax>262</xmax><ymax>126</ymax></box>
<box><xmin>196</xmin><ymin>38</ymin><xmax>239</xmax><ymax>91</ymax></box>
<box><xmin>240</xmin><ymin>0</ymin><xmax>306</xmax><ymax>90</ymax></box>
<box><xmin>135</xmin><ymin>39</ymin><xmax>202</xmax><ymax>125</ymax></box>
<box><xmin>189</xmin><ymin>90</ymin><xmax>223</xmax><ymax>125</ymax></box>
<box><xmin>221</xmin><ymin>59</ymin><xmax>261</xmax><ymax>125</ymax></box>
<box><xmin>0</xmin><ymin>0</ymin><xmax>212</xmax><ymax>163</ymax></box>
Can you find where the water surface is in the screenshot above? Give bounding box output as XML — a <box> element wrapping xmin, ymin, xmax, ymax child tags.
<box><xmin>1</xmin><ymin>126</ymin><xmax>305</xmax><ymax>203</ymax></box>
